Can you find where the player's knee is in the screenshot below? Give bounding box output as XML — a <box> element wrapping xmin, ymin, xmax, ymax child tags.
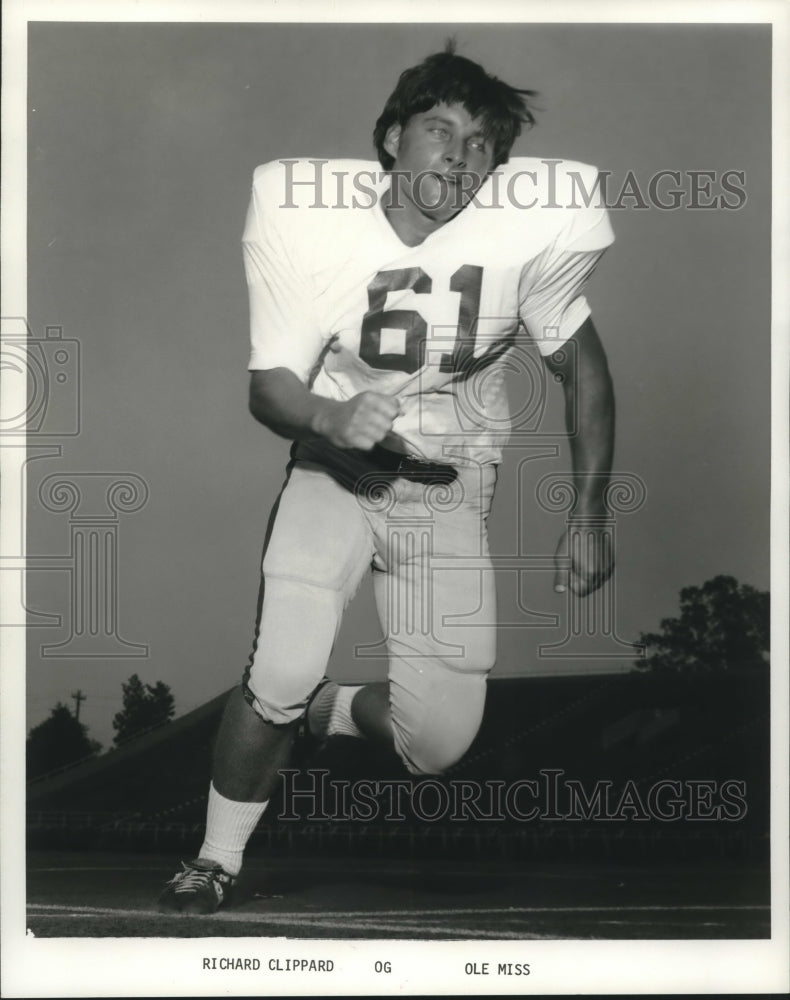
<box><xmin>242</xmin><ymin>676</ymin><xmax>317</xmax><ymax>726</ymax></box>
<box><xmin>393</xmin><ymin>673</ymin><xmax>487</xmax><ymax>776</ymax></box>
<box><xmin>403</xmin><ymin>738</ymin><xmax>470</xmax><ymax>777</ymax></box>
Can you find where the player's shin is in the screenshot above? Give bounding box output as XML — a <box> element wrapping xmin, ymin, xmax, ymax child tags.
<box><xmin>197</xmin><ymin>782</ymin><xmax>269</xmax><ymax>876</ymax></box>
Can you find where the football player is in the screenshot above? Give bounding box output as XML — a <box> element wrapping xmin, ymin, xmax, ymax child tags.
<box><xmin>159</xmin><ymin>41</ymin><xmax>615</xmax><ymax>913</ymax></box>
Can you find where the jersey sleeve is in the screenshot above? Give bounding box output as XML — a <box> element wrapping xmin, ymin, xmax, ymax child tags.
<box><xmin>518</xmin><ymin>169</ymin><xmax>614</xmax><ymax>356</ymax></box>
<box><xmin>243</xmin><ymin>164</ymin><xmax>325</xmax><ymax>380</ymax></box>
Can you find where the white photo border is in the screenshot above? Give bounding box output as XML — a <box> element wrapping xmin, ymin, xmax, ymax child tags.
<box><xmin>2</xmin><ymin>0</ymin><xmax>788</xmax><ymax>996</ymax></box>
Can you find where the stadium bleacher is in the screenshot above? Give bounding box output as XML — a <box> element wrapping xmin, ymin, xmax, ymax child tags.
<box><xmin>27</xmin><ymin>670</ymin><xmax>769</xmax><ymax>860</ymax></box>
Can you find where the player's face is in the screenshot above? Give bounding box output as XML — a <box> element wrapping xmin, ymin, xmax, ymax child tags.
<box><xmin>383</xmin><ymin>102</ymin><xmax>495</xmax><ymax>228</ymax></box>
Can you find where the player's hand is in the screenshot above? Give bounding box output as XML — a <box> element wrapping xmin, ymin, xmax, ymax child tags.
<box><xmin>312</xmin><ymin>391</ymin><xmax>402</xmax><ymax>450</ymax></box>
<box><xmin>553</xmin><ymin>523</ymin><xmax>614</xmax><ymax>597</ymax></box>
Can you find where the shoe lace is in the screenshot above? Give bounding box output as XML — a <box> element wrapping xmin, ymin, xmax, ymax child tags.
<box><xmin>173</xmin><ymin>864</ymin><xmax>222</xmax><ymax>892</ymax></box>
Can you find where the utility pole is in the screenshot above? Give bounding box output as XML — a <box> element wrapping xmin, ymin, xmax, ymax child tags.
<box><xmin>71</xmin><ymin>689</ymin><xmax>86</xmax><ymax>721</ymax></box>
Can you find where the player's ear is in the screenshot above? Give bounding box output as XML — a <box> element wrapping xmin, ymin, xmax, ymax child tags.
<box><xmin>383</xmin><ymin>123</ymin><xmax>402</xmax><ymax>160</ymax></box>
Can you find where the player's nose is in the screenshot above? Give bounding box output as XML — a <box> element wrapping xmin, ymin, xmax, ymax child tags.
<box><xmin>443</xmin><ymin>144</ymin><xmax>466</xmax><ymax>169</ymax></box>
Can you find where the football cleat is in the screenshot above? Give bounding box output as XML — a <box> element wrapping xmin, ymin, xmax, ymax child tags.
<box><xmin>158</xmin><ymin>858</ymin><xmax>236</xmax><ymax>914</ymax></box>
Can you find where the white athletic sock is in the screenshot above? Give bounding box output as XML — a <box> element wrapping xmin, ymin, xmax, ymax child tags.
<box><xmin>307</xmin><ymin>682</ymin><xmax>364</xmax><ymax>740</ymax></box>
<box><xmin>197</xmin><ymin>782</ymin><xmax>268</xmax><ymax>876</ymax></box>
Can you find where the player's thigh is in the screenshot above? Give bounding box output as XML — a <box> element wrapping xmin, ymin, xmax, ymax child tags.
<box><xmin>373</xmin><ymin>464</ymin><xmax>498</xmax><ymax>671</ymax></box>
<box><xmin>245</xmin><ymin>463</ymin><xmax>372</xmax><ymax>723</ymax></box>
<box><xmin>373</xmin><ymin>465</ymin><xmax>498</xmax><ymax>773</ymax></box>
<box><xmin>261</xmin><ymin>462</ymin><xmax>372</xmax><ymax>589</ymax></box>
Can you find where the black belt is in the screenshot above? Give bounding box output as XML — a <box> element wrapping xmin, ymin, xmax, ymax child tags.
<box><xmin>292</xmin><ymin>439</ymin><xmax>458</xmax><ymax>487</ymax></box>
<box><xmin>365</xmin><ymin>444</ymin><xmax>458</xmax><ymax>484</ymax></box>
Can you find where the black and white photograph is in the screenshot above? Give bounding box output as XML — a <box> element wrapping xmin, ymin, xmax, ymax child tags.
<box><xmin>1</xmin><ymin>0</ymin><xmax>788</xmax><ymax>995</ymax></box>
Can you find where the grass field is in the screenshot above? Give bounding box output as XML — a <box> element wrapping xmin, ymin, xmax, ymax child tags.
<box><xmin>26</xmin><ymin>849</ymin><xmax>770</xmax><ymax>939</ymax></box>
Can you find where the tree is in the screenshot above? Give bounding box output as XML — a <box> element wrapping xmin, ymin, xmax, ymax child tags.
<box><xmin>27</xmin><ymin>702</ymin><xmax>101</xmax><ymax>780</ymax></box>
<box><xmin>636</xmin><ymin>575</ymin><xmax>769</xmax><ymax>674</ymax></box>
<box><xmin>112</xmin><ymin>674</ymin><xmax>175</xmax><ymax>745</ymax></box>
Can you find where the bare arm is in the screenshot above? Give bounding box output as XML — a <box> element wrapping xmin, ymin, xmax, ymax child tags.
<box><xmin>543</xmin><ymin>317</ymin><xmax>616</xmax><ymax>595</ymax></box>
<box><xmin>248</xmin><ymin>367</ymin><xmax>401</xmax><ymax>451</ymax></box>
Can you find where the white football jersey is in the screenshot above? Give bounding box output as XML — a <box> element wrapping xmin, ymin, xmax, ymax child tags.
<box><xmin>244</xmin><ymin>157</ymin><xmax>614</xmax><ymax>465</ymax></box>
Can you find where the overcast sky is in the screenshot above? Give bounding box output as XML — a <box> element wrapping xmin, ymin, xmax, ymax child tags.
<box><xmin>22</xmin><ymin>21</ymin><xmax>771</xmax><ymax>747</ymax></box>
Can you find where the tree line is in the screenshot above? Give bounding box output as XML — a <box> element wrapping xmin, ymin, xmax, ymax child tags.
<box><xmin>26</xmin><ymin>674</ymin><xmax>175</xmax><ymax>780</ymax></box>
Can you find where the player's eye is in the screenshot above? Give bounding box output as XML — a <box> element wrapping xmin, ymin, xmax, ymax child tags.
<box><xmin>430</xmin><ymin>127</ymin><xmax>449</xmax><ymax>138</ymax></box>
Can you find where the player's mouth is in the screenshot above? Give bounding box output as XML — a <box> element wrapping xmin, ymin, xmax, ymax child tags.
<box><xmin>420</xmin><ymin>171</ymin><xmax>469</xmax><ymax>207</ymax></box>
<box><xmin>431</xmin><ymin>171</ymin><xmax>462</xmax><ymax>188</ymax></box>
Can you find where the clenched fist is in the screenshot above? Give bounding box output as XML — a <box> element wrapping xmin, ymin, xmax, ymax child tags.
<box><xmin>312</xmin><ymin>391</ymin><xmax>402</xmax><ymax>450</ymax></box>
<box><xmin>553</xmin><ymin>523</ymin><xmax>614</xmax><ymax>597</ymax></box>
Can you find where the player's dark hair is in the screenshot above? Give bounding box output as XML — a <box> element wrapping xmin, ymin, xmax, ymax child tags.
<box><xmin>373</xmin><ymin>39</ymin><xmax>539</xmax><ymax>170</ymax></box>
